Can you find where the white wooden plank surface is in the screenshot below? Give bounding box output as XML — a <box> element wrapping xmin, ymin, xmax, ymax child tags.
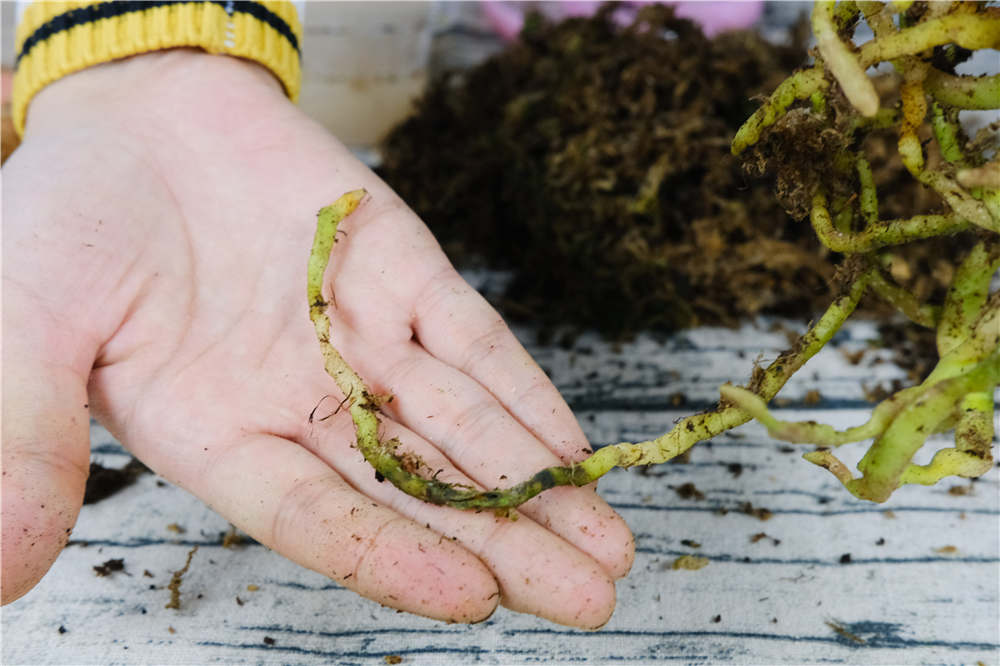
<box><xmin>6</xmin><ymin>3</ymin><xmax>997</xmax><ymax>664</ymax></box>
<box><xmin>4</xmin><ymin>315</ymin><xmax>998</xmax><ymax>665</ymax></box>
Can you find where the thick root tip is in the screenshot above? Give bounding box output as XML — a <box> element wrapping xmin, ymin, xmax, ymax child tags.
<box><xmin>720</xmin><ymin>385</ymin><xmax>772</xmax><ymax>425</ymax></box>
<box><xmin>321</xmin><ymin>189</ymin><xmax>367</xmax><ymax>218</ymax></box>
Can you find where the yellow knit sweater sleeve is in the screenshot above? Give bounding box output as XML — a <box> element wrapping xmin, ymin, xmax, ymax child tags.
<box><xmin>12</xmin><ymin>1</ymin><xmax>302</xmax><ymax>135</ymax></box>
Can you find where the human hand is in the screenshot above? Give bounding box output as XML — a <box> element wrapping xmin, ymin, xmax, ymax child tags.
<box><xmin>1</xmin><ymin>50</ymin><xmax>634</xmax><ymax>628</ymax></box>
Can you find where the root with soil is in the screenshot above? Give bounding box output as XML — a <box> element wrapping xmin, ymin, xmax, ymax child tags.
<box><xmin>310</xmin><ymin>1</ymin><xmax>997</xmax><ymax>509</ymax></box>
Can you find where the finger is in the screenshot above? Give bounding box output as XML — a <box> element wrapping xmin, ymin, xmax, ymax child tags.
<box><xmin>144</xmin><ymin>432</ymin><xmax>499</xmax><ymax>623</ymax></box>
<box><xmin>333</xmin><ymin>330</ymin><xmax>634</xmax><ymax>580</ymax></box>
<box><xmin>410</xmin><ymin>267</ymin><xmax>592</xmax><ymax>464</ymax></box>
<box><xmin>2</xmin><ymin>286</ymin><xmax>93</xmax><ymax>604</ymax></box>
<box><xmin>314</xmin><ymin>190</ymin><xmax>589</xmax><ymax>464</ymax></box>
<box><xmin>304</xmin><ymin>414</ymin><xmax>619</xmax><ymax>630</ymax></box>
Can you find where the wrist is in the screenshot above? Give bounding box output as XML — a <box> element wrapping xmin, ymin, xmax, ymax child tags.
<box><xmin>25</xmin><ymin>48</ymin><xmax>287</xmax><ymax>140</ymax></box>
<box><xmin>13</xmin><ymin>0</ymin><xmax>302</xmax><ymax>136</ymax></box>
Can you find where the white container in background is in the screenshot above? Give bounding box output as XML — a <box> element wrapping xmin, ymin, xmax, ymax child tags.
<box><xmin>299</xmin><ymin>2</ymin><xmax>435</xmax><ymax>162</ymax></box>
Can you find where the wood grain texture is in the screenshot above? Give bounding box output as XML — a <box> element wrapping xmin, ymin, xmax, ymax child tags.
<box><xmin>3</xmin><ymin>318</ymin><xmax>997</xmax><ymax>665</ymax></box>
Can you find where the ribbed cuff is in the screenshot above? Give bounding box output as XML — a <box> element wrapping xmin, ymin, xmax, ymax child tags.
<box><xmin>13</xmin><ymin>0</ymin><xmax>302</xmax><ymax>135</ymax></box>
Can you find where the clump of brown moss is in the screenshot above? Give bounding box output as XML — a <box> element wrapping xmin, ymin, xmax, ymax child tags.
<box><xmin>381</xmin><ymin>4</ymin><xmax>827</xmax><ymax>338</ymax></box>
<box><xmin>742</xmin><ymin>72</ymin><xmax>977</xmax><ymax>310</ymax></box>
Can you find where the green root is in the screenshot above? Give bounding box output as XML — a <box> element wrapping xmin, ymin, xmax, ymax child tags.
<box><xmin>734</xmin><ymin>4</ymin><xmax>1000</xmax><ymax>157</ymax></box>
<box><xmin>731</xmin><ymin>68</ymin><xmax>827</xmax><ymax>155</ymax></box>
<box><xmin>857</xmin><ymin>13</ymin><xmax>1000</xmax><ymax>66</ymax></box>
<box><xmin>694</xmin><ymin>1</ymin><xmax>997</xmax><ymax>502</ymax></box>
<box><xmin>867</xmin><ymin>269</ymin><xmax>941</xmax><ymax>328</ymax></box>
<box><xmin>930</xmin><ymin>102</ymin><xmax>965</xmax><ymax>166</ymax></box>
<box><xmin>310</xmin><ymin>2</ymin><xmax>999</xmax><ymax>512</ymax></box>
<box><xmin>309</xmin><ymin>193</ymin><xmax>871</xmax><ymax>510</ymax></box>
<box><xmin>809</xmin><ymin>192</ymin><xmax>971</xmax><ymax>252</ymax></box>
<box><xmin>727</xmin><ymin>347</ymin><xmax>997</xmax><ymax>502</ymax></box>
<box><xmin>925</xmin><ymin>71</ymin><xmax>1000</xmax><ymax>111</ymax></box>
<box><xmin>721</xmin><ymin>242</ymin><xmax>999</xmax><ymax>502</ymax></box>
<box><xmin>813</xmin><ymin>1</ymin><xmax>880</xmax><ymax>117</ymax></box>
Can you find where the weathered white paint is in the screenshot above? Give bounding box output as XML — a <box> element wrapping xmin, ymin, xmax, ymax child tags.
<box><xmin>4</xmin><ymin>317</ymin><xmax>997</xmax><ymax>665</ymax></box>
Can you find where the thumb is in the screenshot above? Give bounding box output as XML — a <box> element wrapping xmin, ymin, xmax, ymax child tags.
<box><xmin>2</xmin><ymin>287</ymin><xmax>92</xmax><ymax>604</ymax></box>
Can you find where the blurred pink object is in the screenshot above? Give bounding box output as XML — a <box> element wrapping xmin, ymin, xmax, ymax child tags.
<box><xmin>481</xmin><ymin>1</ymin><xmax>765</xmax><ymax>40</ymax></box>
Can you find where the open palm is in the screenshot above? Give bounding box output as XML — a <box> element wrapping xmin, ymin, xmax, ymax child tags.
<box><xmin>2</xmin><ymin>52</ymin><xmax>633</xmax><ymax>628</ymax></box>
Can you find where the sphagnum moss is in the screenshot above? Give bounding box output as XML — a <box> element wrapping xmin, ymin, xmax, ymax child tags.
<box><xmin>310</xmin><ymin>1</ymin><xmax>998</xmax><ymax>509</ymax></box>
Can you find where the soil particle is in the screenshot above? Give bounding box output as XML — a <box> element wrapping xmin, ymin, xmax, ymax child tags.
<box><xmin>740</xmin><ymin>502</ymin><xmax>773</xmax><ymax>521</ymax></box>
<box><xmin>93</xmin><ymin>558</ymin><xmax>125</xmax><ymax>577</ymax></box>
<box><xmin>750</xmin><ymin>532</ymin><xmax>781</xmax><ymax>546</ymax></box>
<box><xmin>826</xmin><ymin>620</ymin><xmax>866</xmax><ymax>644</ymax></box>
<box><xmin>221</xmin><ymin>526</ymin><xmax>245</xmax><ymax>548</ymax></box>
<box><xmin>83</xmin><ymin>458</ymin><xmax>150</xmax><ymax>505</ymax></box>
<box><xmin>841</xmin><ymin>348</ymin><xmax>867</xmax><ymax>365</ymax></box>
<box><xmin>671</xmin><ymin>555</ymin><xmax>710</xmax><ymax>571</ymax></box>
<box><xmin>165</xmin><ymin>546</ymin><xmax>198</xmax><ymax>610</ymax></box>
<box><xmin>674</xmin><ymin>482</ymin><xmax>706</xmax><ymax>500</ymax></box>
